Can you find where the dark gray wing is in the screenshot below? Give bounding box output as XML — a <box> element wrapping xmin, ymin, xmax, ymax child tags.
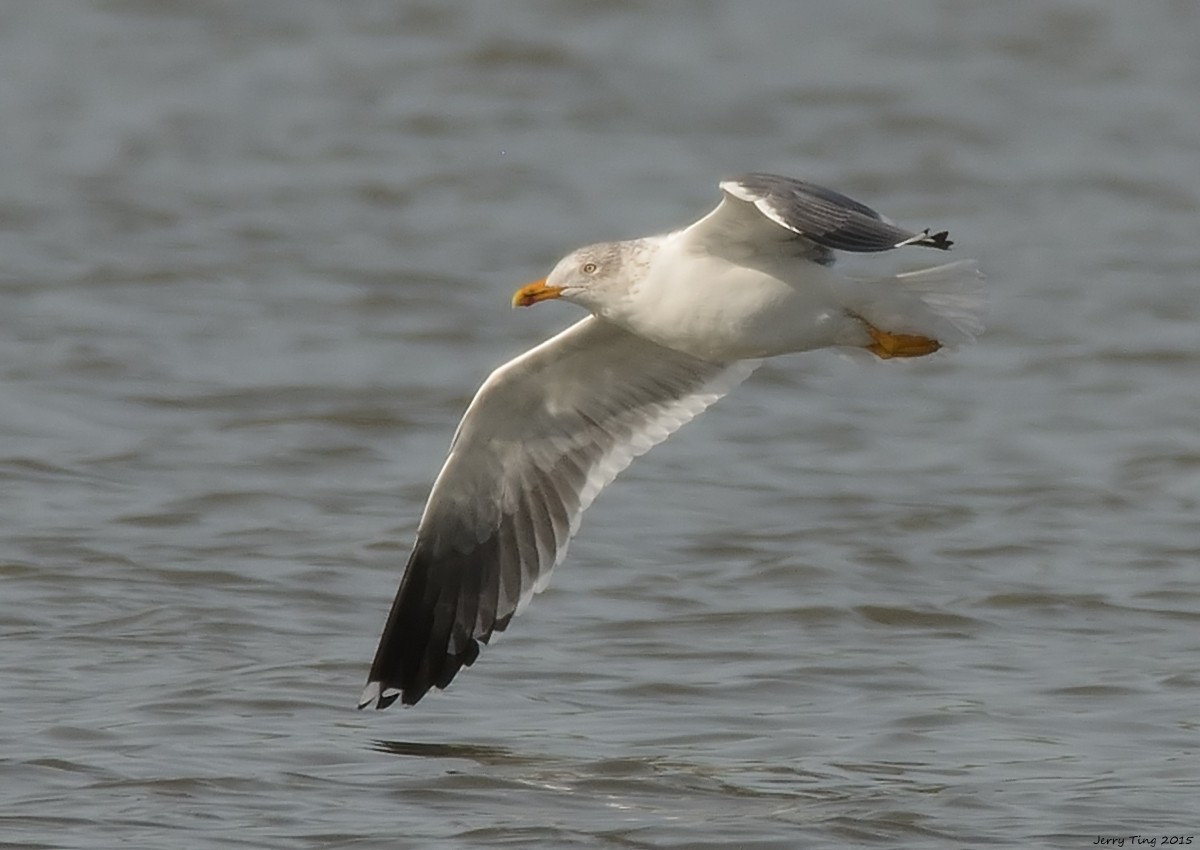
<box><xmin>360</xmin><ymin>317</ymin><xmax>757</xmax><ymax>708</ymax></box>
<box><xmin>682</xmin><ymin>172</ymin><xmax>952</xmax><ymax>264</ymax></box>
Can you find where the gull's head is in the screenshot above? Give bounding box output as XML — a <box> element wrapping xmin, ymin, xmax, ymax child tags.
<box><xmin>512</xmin><ymin>241</ymin><xmax>639</xmax><ymax>311</ymax></box>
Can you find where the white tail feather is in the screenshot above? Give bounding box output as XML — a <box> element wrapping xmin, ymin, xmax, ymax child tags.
<box><xmin>840</xmin><ymin>259</ymin><xmax>986</xmax><ymax>348</ymax></box>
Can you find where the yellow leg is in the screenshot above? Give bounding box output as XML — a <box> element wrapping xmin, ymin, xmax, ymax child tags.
<box><xmin>861</xmin><ymin>321</ymin><xmax>942</xmax><ymax>359</ymax></box>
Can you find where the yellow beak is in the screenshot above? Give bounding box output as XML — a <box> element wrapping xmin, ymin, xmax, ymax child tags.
<box><xmin>512</xmin><ymin>279</ymin><xmax>564</xmax><ymax>308</ymax></box>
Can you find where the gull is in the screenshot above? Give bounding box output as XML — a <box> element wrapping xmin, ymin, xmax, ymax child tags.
<box><xmin>359</xmin><ymin>173</ymin><xmax>983</xmax><ymax>709</ymax></box>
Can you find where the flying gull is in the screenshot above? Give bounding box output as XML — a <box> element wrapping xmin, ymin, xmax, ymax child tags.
<box><xmin>359</xmin><ymin>172</ymin><xmax>983</xmax><ymax>709</ymax></box>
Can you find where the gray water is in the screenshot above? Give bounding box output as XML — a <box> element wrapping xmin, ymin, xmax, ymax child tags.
<box><xmin>2</xmin><ymin>2</ymin><xmax>1199</xmax><ymax>848</ymax></box>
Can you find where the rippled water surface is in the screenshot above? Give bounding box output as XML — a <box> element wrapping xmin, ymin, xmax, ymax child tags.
<box><xmin>3</xmin><ymin>2</ymin><xmax>1199</xmax><ymax>848</ymax></box>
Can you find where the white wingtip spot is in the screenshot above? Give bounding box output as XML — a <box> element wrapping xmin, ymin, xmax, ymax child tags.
<box><xmin>357</xmin><ymin>680</ymin><xmax>382</xmax><ymax>709</ymax></box>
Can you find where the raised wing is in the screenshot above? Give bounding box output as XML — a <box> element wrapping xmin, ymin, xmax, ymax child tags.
<box><xmin>360</xmin><ymin>317</ymin><xmax>757</xmax><ymax>708</ymax></box>
<box><xmin>683</xmin><ymin>172</ymin><xmax>952</xmax><ymax>264</ymax></box>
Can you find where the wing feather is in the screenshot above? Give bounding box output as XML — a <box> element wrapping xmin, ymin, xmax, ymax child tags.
<box><xmin>361</xmin><ymin>317</ymin><xmax>757</xmax><ymax>708</ymax></box>
<box><xmin>681</xmin><ymin>172</ymin><xmax>952</xmax><ymax>264</ymax></box>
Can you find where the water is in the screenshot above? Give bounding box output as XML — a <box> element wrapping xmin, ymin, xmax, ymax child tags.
<box><xmin>2</xmin><ymin>2</ymin><xmax>1198</xmax><ymax>847</ymax></box>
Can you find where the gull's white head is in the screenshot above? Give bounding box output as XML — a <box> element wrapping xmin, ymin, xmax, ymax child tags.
<box><xmin>512</xmin><ymin>241</ymin><xmax>643</xmax><ymax>312</ymax></box>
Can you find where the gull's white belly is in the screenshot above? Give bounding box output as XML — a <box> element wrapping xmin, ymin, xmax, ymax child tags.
<box><xmin>609</xmin><ymin>249</ymin><xmax>866</xmax><ymax>361</ymax></box>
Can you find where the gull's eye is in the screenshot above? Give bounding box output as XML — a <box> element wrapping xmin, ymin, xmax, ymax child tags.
<box><xmin>581</xmin><ymin>262</ymin><xmax>598</xmax><ymax>274</ymax></box>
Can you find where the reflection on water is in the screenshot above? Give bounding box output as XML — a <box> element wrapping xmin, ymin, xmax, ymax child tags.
<box><xmin>371</xmin><ymin>739</ymin><xmax>536</xmax><ymax>766</ymax></box>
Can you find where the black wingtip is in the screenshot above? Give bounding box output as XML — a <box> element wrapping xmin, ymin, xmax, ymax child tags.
<box><xmin>359</xmin><ymin>633</ymin><xmax>484</xmax><ymax>711</ymax></box>
<box><xmin>924</xmin><ymin>229</ymin><xmax>953</xmax><ymax>250</ymax></box>
<box><xmin>896</xmin><ymin>228</ymin><xmax>954</xmax><ymax>251</ymax></box>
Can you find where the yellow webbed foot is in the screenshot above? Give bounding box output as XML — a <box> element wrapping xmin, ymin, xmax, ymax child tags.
<box><xmin>862</xmin><ymin>322</ymin><xmax>942</xmax><ymax>359</ymax></box>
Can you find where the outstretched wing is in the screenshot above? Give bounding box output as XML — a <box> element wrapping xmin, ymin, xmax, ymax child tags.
<box><xmin>361</xmin><ymin>317</ymin><xmax>757</xmax><ymax>708</ymax></box>
<box><xmin>682</xmin><ymin>172</ymin><xmax>952</xmax><ymax>264</ymax></box>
